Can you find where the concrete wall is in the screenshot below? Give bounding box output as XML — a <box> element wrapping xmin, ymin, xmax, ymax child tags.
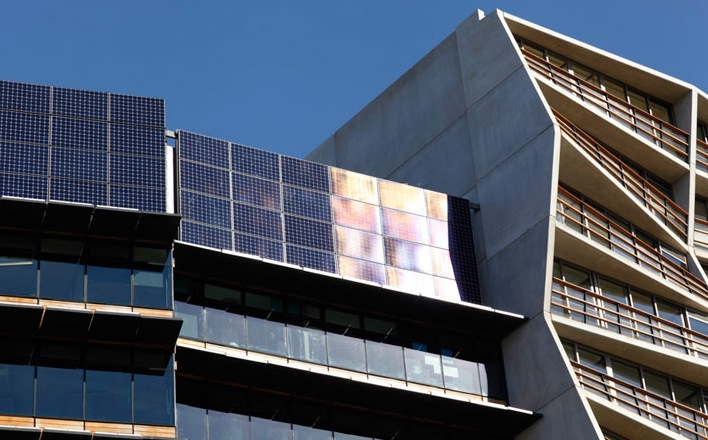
<box><xmin>308</xmin><ymin>9</ymin><xmax>602</xmax><ymax>440</ymax></box>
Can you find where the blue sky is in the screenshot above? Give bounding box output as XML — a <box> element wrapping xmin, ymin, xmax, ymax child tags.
<box><xmin>1</xmin><ymin>1</ymin><xmax>706</xmax><ymax>157</ymax></box>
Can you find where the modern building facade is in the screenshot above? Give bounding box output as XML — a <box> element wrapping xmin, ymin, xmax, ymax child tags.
<box><xmin>308</xmin><ymin>9</ymin><xmax>708</xmax><ymax>440</ymax></box>
<box><xmin>0</xmin><ymin>8</ymin><xmax>705</xmax><ymax>440</ymax></box>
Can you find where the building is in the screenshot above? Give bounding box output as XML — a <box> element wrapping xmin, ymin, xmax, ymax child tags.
<box><xmin>308</xmin><ymin>8</ymin><xmax>708</xmax><ymax>440</ymax></box>
<box><xmin>0</xmin><ymin>8</ymin><xmax>705</xmax><ymax>440</ymax></box>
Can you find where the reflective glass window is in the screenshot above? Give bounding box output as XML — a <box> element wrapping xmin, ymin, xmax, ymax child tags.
<box><xmin>205</xmin><ymin>284</ymin><xmax>241</xmax><ymax>304</ymax></box>
<box><xmin>36</xmin><ymin>366</ymin><xmax>83</xmax><ymax>419</ymax></box>
<box><xmin>134</xmin><ymin>368</ymin><xmax>175</xmax><ymax>425</ymax></box>
<box><xmin>177</xmin><ymin>404</ymin><xmax>207</xmax><ymax>440</ymax></box>
<box><xmin>246</xmin><ymin>317</ymin><xmax>286</xmax><ymax>356</ymax></box>
<box><xmin>0</xmin><ymin>256</ymin><xmax>37</xmax><ymax>297</ymax></box>
<box><xmin>175</xmin><ymin>301</ymin><xmax>204</xmax><ymax>340</ymax></box>
<box><xmin>442</xmin><ymin>356</ymin><xmax>482</xmax><ymax>394</ymax></box>
<box><xmin>649</xmin><ymin>101</ymin><xmax>671</xmax><ymax>124</ymax></box>
<box><xmin>603</xmin><ymin>78</ymin><xmax>625</xmax><ymax>100</ymax></box>
<box><xmin>327</xmin><ymin>333</ymin><xmax>366</xmax><ymax>373</ymax></box>
<box><xmin>403</xmin><ymin>348</ymin><xmax>443</xmax><ymax>387</ymax></box>
<box><xmin>287</xmin><ymin>326</ymin><xmax>327</xmax><ymax>365</ymax></box>
<box><xmin>294</xmin><ymin>425</ymin><xmax>333</xmax><ymax>440</ymax></box>
<box><xmin>40</xmin><ymin>260</ymin><xmax>84</xmax><ymax>301</ymax></box>
<box><xmin>206</xmin><ymin>308</ymin><xmax>245</xmax><ymax>348</ymax></box>
<box><xmin>209</xmin><ymin>410</ymin><xmax>249</xmax><ymax>440</ymax></box>
<box><xmin>87</xmin><ymin>266</ymin><xmax>131</xmax><ymax>305</ymax></box>
<box><xmin>251</xmin><ymin>416</ymin><xmax>293</xmax><ymax>439</ymax></box>
<box><xmin>0</xmin><ymin>362</ymin><xmax>34</xmax><ymax>416</ymax></box>
<box><xmin>134</xmin><ymin>267</ymin><xmax>170</xmax><ymax>309</ymax></box>
<box><xmin>85</xmin><ymin>369</ymin><xmax>132</xmax><ymax>422</ymax></box>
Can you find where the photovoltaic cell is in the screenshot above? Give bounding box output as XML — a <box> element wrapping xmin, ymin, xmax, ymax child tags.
<box><xmin>281</xmin><ymin>156</ymin><xmax>329</xmax><ymax>192</ymax></box>
<box><xmin>384</xmin><ymin>237</ymin><xmax>433</xmax><ymax>274</ymax></box>
<box><xmin>111</xmin><ymin>185</ymin><xmax>165</xmax><ymax>212</ymax></box>
<box><xmin>283</xmin><ymin>186</ymin><xmax>331</xmax><ymax>222</ymax></box>
<box><xmin>51</xmin><ymin>118</ymin><xmax>107</xmax><ymax>151</ymax></box>
<box><xmin>181</xmin><ymin>191</ymin><xmax>231</xmax><ymax>228</ymax></box>
<box><xmin>233</xmin><ymin>202</ymin><xmax>282</xmax><ymax>241</ymax></box>
<box><xmin>0</xmin><ymin>81</ymin><xmax>50</xmax><ymax>114</ymax></box>
<box><xmin>234</xmin><ymin>233</ymin><xmax>283</xmax><ymax>262</ymax></box>
<box><xmin>0</xmin><ymin>172</ymin><xmax>48</xmax><ymax>199</ymax></box>
<box><xmin>231</xmin><ymin>143</ymin><xmax>279</xmax><ymax>181</ymax></box>
<box><xmin>286</xmin><ymin>245</ymin><xmax>335</xmax><ymax>273</ymax></box>
<box><xmin>179</xmin><ymin>131</ymin><xmax>229</xmax><ymax>169</ymax></box>
<box><xmin>50</xmin><ymin>178</ymin><xmax>107</xmax><ymax>205</ymax></box>
<box><xmin>110</xmin><ymin>124</ymin><xmax>164</xmax><ymax>156</ymax></box>
<box><xmin>110</xmin><ymin>154</ymin><xmax>165</xmax><ymax>188</ymax></box>
<box><xmin>0</xmin><ymin>111</ymin><xmax>49</xmax><ymax>144</ymax></box>
<box><xmin>0</xmin><ymin>143</ymin><xmax>48</xmax><ymax>175</ymax></box>
<box><xmin>338</xmin><ymin>256</ymin><xmax>386</xmax><ymax>284</ymax></box>
<box><xmin>109</xmin><ymin>94</ymin><xmax>165</xmax><ymax>128</ymax></box>
<box><xmin>232</xmin><ymin>172</ymin><xmax>281</xmax><ymax>210</ymax></box>
<box><xmin>51</xmin><ymin>147</ymin><xmax>107</xmax><ymax>181</ymax></box>
<box><xmin>180</xmin><ymin>161</ymin><xmax>230</xmax><ymax>198</ymax></box>
<box><xmin>284</xmin><ymin>215</ymin><xmax>333</xmax><ymax>252</ymax></box>
<box><xmin>52</xmin><ymin>88</ymin><xmax>108</xmax><ymax>120</ymax></box>
<box><xmin>181</xmin><ymin>221</ymin><xmax>232</xmax><ymax>250</ymax></box>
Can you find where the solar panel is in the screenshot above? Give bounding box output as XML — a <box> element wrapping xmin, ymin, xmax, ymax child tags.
<box><xmin>51</xmin><ymin>118</ymin><xmax>108</xmax><ymax>151</ymax></box>
<box><xmin>181</xmin><ymin>191</ymin><xmax>231</xmax><ymax>229</ymax></box>
<box><xmin>111</xmin><ymin>184</ymin><xmax>165</xmax><ymax>212</ymax></box>
<box><xmin>284</xmin><ymin>215</ymin><xmax>333</xmax><ymax>251</ymax></box>
<box><xmin>234</xmin><ymin>233</ymin><xmax>283</xmax><ymax>262</ymax></box>
<box><xmin>110</xmin><ymin>154</ymin><xmax>165</xmax><ymax>188</ymax></box>
<box><xmin>231</xmin><ymin>142</ymin><xmax>280</xmax><ymax>181</ymax></box>
<box><xmin>0</xmin><ymin>111</ymin><xmax>49</xmax><ymax>144</ymax></box>
<box><xmin>233</xmin><ymin>202</ymin><xmax>282</xmax><ymax>241</ymax></box>
<box><xmin>110</xmin><ymin>124</ymin><xmax>164</xmax><ymax>156</ymax></box>
<box><xmin>50</xmin><ymin>178</ymin><xmax>107</xmax><ymax>205</ymax></box>
<box><xmin>0</xmin><ymin>143</ymin><xmax>48</xmax><ymax>175</ymax></box>
<box><xmin>286</xmin><ymin>245</ymin><xmax>335</xmax><ymax>273</ymax></box>
<box><xmin>281</xmin><ymin>156</ymin><xmax>329</xmax><ymax>192</ymax></box>
<box><xmin>0</xmin><ymin>80</ymin><xmax>50</xmax><ymax>114</ymax></box>
<box><xmin>180</xmin><ymin>161</ymin><xmax>230</xmax><ymax>198</ymax></box>
<box><xmin>52</xmin><ymin>87</ymin><xmax>108</xmax><ymax>120</ymax></box>
<box><xmin>232</xmin><ymin>172</ymin><xmax>281</xmax><ymax>210</ymax></box>
<box><xmin>109</xmin><ymin>94</ymin><xmax>165</xmax><ymax>128</ymax></box>
<box><xmin>181</xmin><ymin>221</ymin><xmax>232</xmax><ymax>250</ymax></box>
<box><xmin>283</xmin><ymin>186</ymin><xmax>331</xmax><ymax>222</ymax></box>
<box><xmin>50</xmin><ymin>147</ymin><xmax>107</xmax><ymax>181</ymax></box>
<box><xmin>0</xmin><ymin>172</ymin><xmax>47</xmax><ymax>199</ymax></box>
<box><xmin>178</xmin><ymin>131</ymin><xmax>229</xmax><ymax>169</ymax></box>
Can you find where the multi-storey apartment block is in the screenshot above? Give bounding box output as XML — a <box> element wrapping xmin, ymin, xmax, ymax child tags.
<box><xmin>0</xmin><ymin>8</ymin><xmax>704</xmax><ymax>440</ymax></box>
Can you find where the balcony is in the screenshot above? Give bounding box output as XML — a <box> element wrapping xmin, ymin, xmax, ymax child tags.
<box><xmin>551</xmin><ymin>277</ymin><xmax>708</xmax><ymax>361</ymax></box>
<box><xmin>572</xmin><ymin>360</ymin><xmax>708</xmax><ymax>439</ymax></box>
<box><xmin>697</xmin><ymin>139</ymin><xmax>708</xmax><ymax>173</ymax></box>
<box><xmin>554</xmin><ymin>110</ymin><xmax>688</xmax><ymax>240</ymax></box>
<box><xmin>522</xmin><ymin>48</ymin><xmax>690</xmax><ymax>160</ymax></box>
<box><xmin>556</xmin><ymin>187</ymin><xmax>708</xmax><ymax>303</ymax></box>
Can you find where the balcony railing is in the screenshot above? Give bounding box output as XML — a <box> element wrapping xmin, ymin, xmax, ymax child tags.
<box><xmin>554</xmin><ymin>110</ymin><xmax>688</xmax><ymax>239</ymax></box>
<box><xmin>522</xmin><ymin>48</ymin><xmax>690</xmax><ymax>160</ymax></box>
<box><xmin>551</xmin><ymin>277</ymin><xmax>708</xmax><ymax>359</ymax></box>
<box><xmin>572</xmin><ymin>360</ymin><xmax>708</xmax><ymax>439</ymax></box>
<box><xmin>175</xmin><ymin>302</ymin><xmax>496</xmax><ymax>400</ymax></box>
<box><xmin>697</xmin><ymin>139</ymin><xmax>708</xmax><ymax>173</ymax></box>
<box><xmin>556</xmin><ymin>187</ymin><xmax>708</xmax><ymax>302</ymax></box>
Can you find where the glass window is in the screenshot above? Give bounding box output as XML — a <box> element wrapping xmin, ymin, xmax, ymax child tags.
<box><xmin>208</xmin><ymin>410</ymin><xmax>249</xmax><ymax>440</ymax></box>
<box><xmin>287</xmin><ymin>326</ymin><xmax>327</xmax><ymax>365</ymax></box>
<box><xmin>649</xmin><ymin>101</ymin><xmax>671</xmax><ymax>124</ymax></box>
<box><xmin>403</xmin><ymin>348</ymin><xmax>443</xmax><ymax>388</ymax></box>
<box><xmin>603</xmin><ymin>78</ymin><xmax>626</xmax><ymax>100</ymax></box>
<box><xmin>0</xmin><ymin>256</ymin><xmax>37</xmax><ymax>297</ymax></box>
<box><xmin>177</xmin><ymin>404</ymin><xmax>207</xmax><ymax>440</ymax></box>
<box><xmin>0</xmin><ymin>362</ymin><xmax>34</xmax><ymax>416</ymax></box>
<box><xmin>327</xmin><ymin>333</ymin><xmax>366</xmax><ymax>373</ymax></box>
<box><xmin>134</xmin><ymin>368</ymin><xmax>175</xmax><ymax>425</ymax></box>
<box><xmin>40</xmin><ymin>260</ymin><xmax>84</xmax><ymax>301</ymax></box>
<box><xmin>251</xmin><ymin>417</ymin><xmax>292</xmax><ymax>439</ymax></box>
<box><xmin>85</xmin><ymin>369</ymin><xmax>132</xmax><ymax>422</ymax></box>
<box><xmin>175</xmin><ymin>301</ymin><xmax>204</xmax><ymax>340</ymax></box>
<box><xmin>87</xmin><ymin>266</ymin><xmax>131</xmax><ymax>305</ymax></box>
<box><xmin>205</xmin><ymin>284</ymin><xmax>240</xmax><ymax>304</ymax></box>
<box><xmin>246</xmin><ymin>317</ymin><xmax>286</xmax><ymax>356</ymax></box>
<box><xmin>36</xmin><ymin>366</ymin><xmax>84</xmax><ymax>419</ymax></box>
<box><xmin>442</xmin><ymin>356</ymin><xmax>482</xmax><ymax>395</ymax></box>
<box><xmin>294</xmin><ymin>425</ymin><xmax>333</xmax><ymax>440</ymax></box>
<box><xmin>134</xmin><ymin>267</ymin><xmax>171</xmax><ymax>309</ymax></box>
<box><xmin>206</xmin><ymin>308</ymin><xmax>245</xmax><ymax>348</ymax></box>
<box><xmin>365</xmin><ymin>341</ymin><xmax>404</xmax><ymax>380</ymax></box>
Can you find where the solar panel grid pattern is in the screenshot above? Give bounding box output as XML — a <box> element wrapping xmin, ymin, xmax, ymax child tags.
<box><xmin>178</xmin><ymin>130</ymin><xmax>479</xmax><ymax>303</ymax></box>
<box><xmin>0</xmin><ymin>80</ymin><xmax>166</xmax><ymax>212</ymax></box>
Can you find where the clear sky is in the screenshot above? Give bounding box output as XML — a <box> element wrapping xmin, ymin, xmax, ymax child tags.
<box><xmin>1</xmin><ymin>1</ymin><xmax>706</xmax><ymax>158</ymax></box>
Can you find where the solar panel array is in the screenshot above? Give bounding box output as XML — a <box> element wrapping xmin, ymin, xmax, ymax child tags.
<box><xmin>0</xmin><ymin>80</ymin><xmax>166</xmax><ymax>212</ymax></box>
<box><xmin>178</xmin><ymin>131</ymin><xmax>480</xmax><ymax>303</ymax></box>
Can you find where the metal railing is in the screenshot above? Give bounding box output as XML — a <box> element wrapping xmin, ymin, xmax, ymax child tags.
<box><xmin>556</xmin><ymin>187</ymin><xmax>708</xmax><ymax>302</ymax></box>
<box><xmin>572</xmin><ymin>360</ymin><xmax>708</xmax><ymax>439</ymax></box>
<box><xmin>522</xmin><ymin>48</ymin><xmax>690</xmax><ymax>159</ymax></box>
<box><xmin>551</xmin><ymin>277</ymin><xmax>708</xmax><ymax>359</ymax></box>
<box><xmin>554</xmin><ymin>110</ymin><xmax>688</xmax><ymax>240</ymax></box>
<box><xmin>697</xmin><ymin>139</ymin><xmax>708</xmax><ymax>173</ymax></box>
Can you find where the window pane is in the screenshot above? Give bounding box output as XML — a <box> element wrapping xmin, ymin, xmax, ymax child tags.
<box><xmin>208</xmin><ymin>410</ymin><xmax>249</xmax><ymax>440</ymax></box>
<box><xmin>246</xmin><ymin>317</ymin><xmax>286</xmax><ymax>356</ymax></box>
<box><xmin>0</xmin><ymin>362</ymin><xmax>34</xmax><ymax>416</ymax></box>
<box><xmin>403</xmin><ymin>348</ymin><xmax>443</xmax><ymax>387</ymax></box>
<box><xmin>206</xmin><ymin>308</ymin><xmax>245</xmax><ymax>348</ymax></box>
<box><xmin>0</xmin><ymin>256</ymin><xmax>37</xmax><ymax>297</ymax></box>
<box><xmin>85</xmin><ymin>369</ymin><xmax>132</xmax><ymax>422</ymax></box>
<box><xmin>40</xmin><ymin>260</ymin><xmax>84</xmax><ymax>301</ymax></box>
<box><xmin>294</xmin><ymin>424</ymin><xmax>333</xmax><ymax>440</ymax></box>
<box><xmin>36</xmin><ymin>366</ymin><xmax>84</xmax><ymax>419</ymax></box>
<box><xmin>365</xmin><ymin>341</ymin><xmax>404</xmax><ymax>380</ymax></box>
<box><xmin>251</xmin><ymin>416</ymin><xmax>292</xmax><ymax>439</ymax></box>
<box><xmin>134</xmin><ymin>368</ymin><xmax>175</xmax><ymax>425</ymax></box>
<box><xmin>87</xmin><ymin>266</ymin><xmax>131</xmax><ymax>305</ymax></box>
<box><xmin>442</xmin><ymin>356</ymin><xmax>482</xmax><ymax>395</ymax></box>
<box><xmin>176</xmin><ymin>404</ymin><xmax>207</xmax><ymax>440</ymax></box>
<box><xmin>175</xmin><ymin>301</ymin><xmax>204</xmax><ymax>340</ymax></box>
<box><xmin>134</xmin><ymin>267</ymin><xmax>171</xmax><ymax>309</ymax></box>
